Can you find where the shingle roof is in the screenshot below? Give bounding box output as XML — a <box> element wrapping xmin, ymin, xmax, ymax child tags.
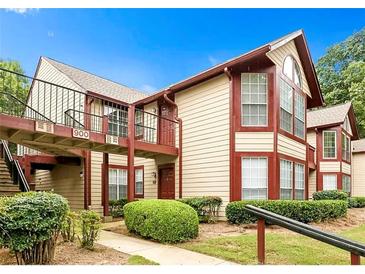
<box><xmin>307</xmin><ymin>102</ymin><xmax>352</xmax><ymax>129</ymax></box>
<box><xmin>352</xmin><ymin>139</ymin><xmax>365</xmax><ymax>153</ymax></box>
<box><xmin>42</xmin><ymin>57</ymin><xmax>147</xmax><ymax>104</ymax></box>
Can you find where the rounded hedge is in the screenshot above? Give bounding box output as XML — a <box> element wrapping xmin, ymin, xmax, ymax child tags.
<box><xmin>312</xmin><ymin>190</ymin><xmax>348</xmax><ymax>201</ymax></box>
<box><xmin>226</xmin><ymin>200</ymin><xmax>348</xmax><ymax>224</ymax></box>
<box><xmin>123</xmin><ymin>199</ymin><xmax>199</xmax><ymax>243</ymax></box>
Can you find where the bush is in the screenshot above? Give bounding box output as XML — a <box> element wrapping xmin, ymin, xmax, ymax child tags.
<box><xmin>61</xmin><ymin>211</ymin><xmax>78</xmax><ymax>242</ymax></box>
<box><xmin>109</xmin><ymin>199</ymin><xmax>128</xmax><ymax>217</ymax></box>
<box><xmin>0</xmin><ymin>192</ymin><xmax>69</xmax><ymax>264</ymax></box>
<box><xmin>78</xmin><ymin>210</ymin><xmax>101</xmax><ymax>250</ymax></box>
<box><xmin>312</xmin><ymin>190</ymin><xmax>349</xmax><ymax>201</ymax></box>
<box><xmin>178</xmin><ymin>196</ymin><xmax>222</xmax><ymax>223</ymax></box>
<box><xmin>226</xmin><ymin>200</ymin><xmax>348</xmax><ymax>224</ymax></box>
<box><xmin>348</xmin><ymin>197</ymin><xmax>365</xmax><ymax>208</ymax></box>
<box><xmin>124</xmin><ymin>200</ymin><xmax>199</xmax><ymax>243</ymax></box>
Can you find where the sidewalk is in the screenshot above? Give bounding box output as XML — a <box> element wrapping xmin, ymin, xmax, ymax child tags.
<box><xmin>98</xmin><ymin>229</ymin><xmax>238</xmax><ymax>265</ymax></box>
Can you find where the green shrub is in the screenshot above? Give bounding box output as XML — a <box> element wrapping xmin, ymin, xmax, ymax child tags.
<box><xmin>78</xmin><ymin>210</ymin><xmax>101</xmax><ymax>250</ymax></box>
<box><xmin>312</xmin><ymin>190</ymin><xmax>348</xmax><ymax>201</ymax></box>
<box><xmin>124</xmin><ymin>199</ymin><xmax>199</xmax><ymax>243</ymax></box>
<box><xmin>61</xmin><ymin>211</ymin><xmax>78</xmax><ymax>242</ymax></box>
<box><xmin>226</xmin><ymin>200</ymin><xmax>348</xmax><ymax>224</ymax></box>
<box><xmin>0</xmin><ymin>192</ymin><xmax>69</xmax><ymax>264</ymax></box>
<box><xmin>109</xmin><ymin>198</ymin><xmax>128</xmax><ymax>217</ymax></box>
<box><xmin>178</xmin><ymin>196</ymin><xmax>222</xmax><ymax>223</ymax></box>
<box><xmin>348</xmin><ymin>197</ymin><xmax>365</xmax><ymax>208</ymax></box>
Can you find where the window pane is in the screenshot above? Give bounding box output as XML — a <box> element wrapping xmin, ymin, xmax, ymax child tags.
<box><xmin>323</xmin><ymin>175</ymin><xmax>337</xmax><ymax>190</ymax></box>
<box><xmin>280</xmin><ymin>79</ymin><xmax>293</xmax><ymax>133</ymax></box>
<box><xmin>242</xmin><ymin>157</ymin><xmax>268</xmax><ymax>200</ymax></box>
<box><xmin>135</xmin><ymin>169</ymin><xmax>144</xmax><ymax>195</ymax></box>
<box><xmin>323</xmin><ymin>131</ymin><xmax>336</xmax><ymax>158</ymax></box>
<box><xmin>241</xmin><ymin>73</ymin><xmax>267</xmax><ymax>126</ymax></box>
<box><xmin>342</xmin><ymin>175</ymin><xmax>351</xmax><ymax>193</ymax></box>
<box><xmin>283</xmin><ymin>56</ymin><xmax>293</xmax><ymax>80</ymax></box>
<box><xmin>280</xmin><ymin>159</ymin><xmax>293</xmax><ymax>200</ymax></box>
<box><xmin>295</xmin><ymin>163</ymin><xmax>305</xmax><ymax>200</ymax></box>
<box><xmin>294</xmin><ymin>62</ymin><xmax>302</xmax><ymax>88</ymax></box>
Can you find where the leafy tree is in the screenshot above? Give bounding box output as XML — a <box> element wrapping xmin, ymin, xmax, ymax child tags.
<box><xmin>316</xmin><ymin>28</ymin><xmax>365</xmax><ymax>137</ymax></box>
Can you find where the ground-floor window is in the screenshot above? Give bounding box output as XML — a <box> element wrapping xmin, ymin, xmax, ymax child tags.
<box><xmin>323</xmin><ymin>174</ymin><xmax>337</xmax><ymax>190</ymax></box>
<box><xmin>108</xmin><ymin>167</ymin><xmax>144</xmax><ymax>200</ymax></box>
<box><xmin>135</xmin><ymin>168</ymin><xmax>144</xmax><ymax>195</ymax></box>
<box><xmin>342</xmin><ymin>175</ymin><xmax>351</xmax><ymax>193</ymax></box>
<box><xmin>241</xmin><ymin>157</ymin><xmax>268</xmax><ymax>200</ymax></box>
<box><xmin>280</xmin><ymin>159</ymin><xmax>293</xmax><ymax>200</ymax></box>
<box><xmin>295</xmin><ymin>163</ymin><xmax>305</xmax><ymax>200</ymax></box>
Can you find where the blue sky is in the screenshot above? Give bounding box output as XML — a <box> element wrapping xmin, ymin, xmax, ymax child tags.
<box><xmin>0</xmin><ymin>8</ymin><xmax>364</xmax><ymax>94</ymax></box>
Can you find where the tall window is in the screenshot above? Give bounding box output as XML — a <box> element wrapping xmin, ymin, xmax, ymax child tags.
<box><xmin>342</xmin><ymin>175</ymin><xmax>351</xmax><ymax>193</ymax></box>
<box><xmin>242</xmin><ymin>157</ymin><xmax>268</xmax><ymax>200</ymax></box>
<box><xmin>343</xmin><ymin>115</ymin><xmax>351</xmax><ymax>133</ymax></box>
<box><xmin>109</xmin><ymin>168</ymin><xmax>127</xmax><ymax>200</ymax></box>
<box><xmin>104</xmin><ymin>102</ymin><xmax>128</xmax><ymax>137</ymax></box>
<box><xmin>295</xmin><ymin>163</ymin><xmax>305</xmax><ymax>200</ymax></box>
<box><xmin>323</xmin><ymin>131</ymin><xmax>337</xmax><ymax>159</ymax></box>
<box><xmin>241</xmin><ymin>73</ymin><xmax>268</xmax><ymax>126</ymax></box>
<box><xmin>283</xmin><ymin>56</ymin><xmax>302</xmax><ymax>88</ymax></box>
<box><xmin>342</xmin><ymin>133</ymin><xmax>351</xmax><ymax>162</ymax></box>
<box><xmin>135</xmin><ymin>168</ymin><xmax>144</xmax><ymax>195</ymax></box>
<box><xmin>280</xmin><ymin>79</ymin><xmax>293</xmax><ymax>133</ymax></box>
<box><xmin>323</xmin><ymin>174</ymin><xmax>337</xmax><ymax>190</ymax></box>
<box><xmin>294</xmin><ymin>93</ymin><xmax>305</xmax><ymax>138</ymax></box>
<box><xmin>280</xmin><ymin>159</ymin><xmax>293</xmax><ymax>200</ymax></box>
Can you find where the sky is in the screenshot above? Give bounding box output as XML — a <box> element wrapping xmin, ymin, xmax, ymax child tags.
<box><xmin>0</xmin><ymin>8</ymin><xmax>364</xmax><ymax>94</ymax></box>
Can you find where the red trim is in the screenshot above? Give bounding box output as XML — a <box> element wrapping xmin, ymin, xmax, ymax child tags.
<box><xmin>127</xmin><ymin>105</ymin><xmax>135</xmax><ymax>201</ymax></box>
<box><xmin>102</xmin><ymin>153</ymin><xmax>109</xmax><ymax>216</ymax></box>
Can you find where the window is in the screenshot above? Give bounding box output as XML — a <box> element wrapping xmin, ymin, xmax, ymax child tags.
<box><xmin>280</xmin><ymin>159</ymin><xmax>293</xmax><ymax>200</ymax></box>
<box><xmin>135</xmin><ymin>168</ymin><xmax>144</xmax><ymax>195</ymax></box>
<box><xmin>280</xmin><ymin>79</ymin><xmax>293</xmax><ymax>133</ymax></box>
<box><xmin>104</xmin><ymin>103</ymin><xmax>128</xmax><ymax>137</ymax></box>
<box><xmin>342</xmin><ymin>175</ymin><xmax>351</xmax><ymax>193</ymax></box>
<box><xmin>283</xmin><ymin>56</ymin><xmax>302</xmax><ymax>88</ymax></box>
<box><xmin>343</xmin><ymin>115</ymin><xmax>351</xmax><ymax>133</ymax></box>
<box><xmin>294</xmin><ymin>92</ymin><xmax>305</xmax><ymax>138</ymax></box>
<box><xmin>323</xmin><ymin>175</ymin><xmax>337</xmax><ymax>190</ymax></box>
<box><xmin>109</xmin><ymin>168</ymin><xmax>127</xmax><ymax>200</ymax></box>
<box><xmin>323</xmin><ymin>131</ymin><xmax>337</xmax><ymax>159</ymax></box>
<box><xmin>342</xmin><ymin>133</ymin><xmax>351</xmax><ymax>162</ymax></box>
<box><xmin>241</xmin><ymin>73</ymin><xmax>268</xmax><ymax>126</ymax></box>
<box><xmin>242</xmin><ymin>157</ymin><xmax>268</xmax><ymax>200</ymax></box>
<box><xmin>135</xmin><ymin>110</ymin><xmax>144</xmax><ymax>138</ymax></box>
<box><xmin>295</xmin><ymin>163</ymin><xmax>305</xmax><ymax>200</ymax></box>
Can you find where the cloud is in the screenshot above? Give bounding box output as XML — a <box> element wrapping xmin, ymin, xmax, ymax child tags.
<box><xmin>139</xmin><ymin>84</ymin><xmax>156</xmax><ymax>93</ymax></box>
<box><xmin>6</xmin><ymin>8</ymin><xmax>38</xmax><ymax>15</ymax></box>
<box><xmin>47</xmin><ymin>31</ymin><xmax>55</xmax><ymax>38</ymax></box>
<box><xmin>208</xmin><ymin>55</ymin><xmax>219</xmax><ymax>66</ymax></box>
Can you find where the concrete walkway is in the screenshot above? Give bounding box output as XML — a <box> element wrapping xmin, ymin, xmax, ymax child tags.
<box><xmin>98</xmin><ymin>229</ymin><xmax>238</xmax><ymax>265</ymax></box>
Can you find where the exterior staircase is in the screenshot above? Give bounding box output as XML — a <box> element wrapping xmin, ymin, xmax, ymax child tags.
<box><xmin>0</xmin><ymin>157</ymin><xmax>21</xmax><ymax>196</ymax></box>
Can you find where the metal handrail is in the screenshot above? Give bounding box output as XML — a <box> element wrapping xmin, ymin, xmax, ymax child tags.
<box><xmin>0</xmin><ymin>140</ymin><xmax>30</xmax><ymax>192</ymax></box>
<box><xmin>245</xmin><ymin>205</ymin><xmax>365</xmax><ymax>264</ymax></box>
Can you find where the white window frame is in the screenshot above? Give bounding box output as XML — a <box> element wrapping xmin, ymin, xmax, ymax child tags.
<box><xmin>241</xmin><ymin>157</ymin><xmax>268</xmax><ymax>200</ymax></box>
<box><xmin>323</xmin><ymin>174</ymin><xmax>337</xmax><ymax>190</ymax></box>
<box><xmin>294</xmin><ymin>92</ymin><xmax>305</xmax><ymax>139</ymax></box>
<box><xmin>342</xmin><ymin>175</ymin><xmax>351</xmax><ymax>193</ymax></box>
<box><xmin>108</xmin><ymin>168</ymin><xmax>128</xmax><ymax>200</ymax></box>
<box><xmin>280</xmin><ymin>159</ymin><xmax>293</xmax><ymax>200</ymax></box>
<box><xmin>135</xmin><ymin>168</ymin><xmax>144</xmax><ymax>195</ymax></box>
<box><xmin>241</xmin><ymin>73</ymin><xmax>268</xmax><ymax>127</ymax></box>
<box><xmin>323</xmin><ymin>130</ymin><xmax>337</xmax><ymax>159</ymax></box>
<box><xmin>294</xmin><ymin>163</ymin><xmax>305</xmax><ymax>200</ymax></box>
<box><xmin>279</xmin><ymin>79</ymin><xmax>293</xmax><ymax>133</ymax></box>
<box><xmin>342</xmin><ymin>133</ymin><xmax>351</xmax><ymax>162</ymax></box>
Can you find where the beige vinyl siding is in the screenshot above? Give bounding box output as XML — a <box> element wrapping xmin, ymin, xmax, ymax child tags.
<box><xmin>342</xmin><ymin>161</ymin><xmax>351</xmax><ymax>175</ymax></box>
<box><xmin>308</xmin><ymin>170</ymin><xmax>317</xmax><ymax>199</ymax></box>
<box><xmin>277</xmin><ymin>133</ymin><xmax>306</xmax><ymax>161</ymax></box>
<box><xmin>319</xmin><ymin>161</ymin><xmax>341</xmax><ymax>172</ymax></box>
<box><xmin>266</xmin><ymin>40</ymin><xmax>311</xmax><ymax>98</ymax></box>
<box><xmin>307</xmin><ymin>130</ymin><xmax>317</xmax><ymax>148</ymax></box>
<box><xmin>90</xmin><ymin>151</ymin><xmax>103</xmax><ymax>214</ymax></box>
<box><xmin>34</xmin><ymin>164</ymin><xmax>84</xmax><ymax>211</ymax></box>
<box><xmin>352</xmin><ymin>153</ymin><xmax>365</xmax><ymax>196</ymax></box>
<box><xmin>175</xmin><ymin>74</ymin><xmax>230</xmax><ymax>218</ymax></box>
<box><xmin>235</xmin><ymin>132</ymin><xmax>274</xmax><ymax>152</ymax></box>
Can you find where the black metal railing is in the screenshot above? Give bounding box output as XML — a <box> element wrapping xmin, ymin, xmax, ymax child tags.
<box><xmin>0</xmin><ymin>140</ymin><xmax>30</xmax><ymax>192</ymax></box>
<box><xmin>245</xmin><ymin>205</ymin><xmax>365</xmax><ymax>265</ymax></box>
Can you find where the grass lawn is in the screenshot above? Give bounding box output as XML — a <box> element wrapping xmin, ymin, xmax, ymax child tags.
<box><xmin>127</xmin><ymin>255</ymin><xmax>159</xmax><ymax>265</ymax></box>
<box><xmin>179</xmin><ymin>224</ymin><xmax>365</xmax><ymax>265</ymax></box>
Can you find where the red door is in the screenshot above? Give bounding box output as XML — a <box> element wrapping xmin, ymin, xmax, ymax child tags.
<box><xmin>159</xmin><ymin>103</ymin><xmax>175</xmax><ymax>146</ymax></box>
<box><xmin>158</xmin><ymin>166</ymin><xmax>175</xmax><ymax>199</ymax></box>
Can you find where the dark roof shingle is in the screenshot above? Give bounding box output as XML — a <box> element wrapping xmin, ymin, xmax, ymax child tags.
<box><xmin>307</xmin><ymin>102</ymin><xmax>352</xmax><ymax>129</ymax></box>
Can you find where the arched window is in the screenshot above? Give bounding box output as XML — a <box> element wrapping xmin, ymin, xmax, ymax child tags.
<box><xmin>283</xmin><ymin>56</ymin><xmax>302</xmax><ymax>88</ymax></box>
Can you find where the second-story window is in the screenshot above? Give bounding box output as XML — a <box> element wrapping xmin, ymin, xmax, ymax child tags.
<box><xmin>323</xmin><ymin>131</ymin><xmax>337</xmax><ymax>159</ymax></box>
<box><xmin>280</xmin><ymin>79</ymin><xmax>293</xmax><ymax>133</ymax></box>
<box><xmin>241</xmin><ymin>73</ymin><xmax>268</xmax><ymax>126</ymax></box>
<box><xmin>294</xmin><ymin>92</ymin><xmax>305</xmax><ymax>138</ymax></box>
<box><xmin>342</xmin><ymin>133</ymin><xmax>351</xmax><ymax>162</ymax></box>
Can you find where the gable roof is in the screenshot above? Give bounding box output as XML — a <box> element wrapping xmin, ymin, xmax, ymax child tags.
<box><xmin>42</xmin><ymin>57</ymin><xmax>147</xmax><ymax>104</ymax></box>
<box><xmin>352</xmin><ymin>139</ymin><xmax>365</xmax><ymax>153</ymax></box>
<box><xmin>134</xmin><ymin>29</ymin><xmax>324</xmax><ymax>108</ymax></box>
<box><xmin>307</xmin><ymin>102</ymin><xmax>359</xmax><ymax>139</ymax></box>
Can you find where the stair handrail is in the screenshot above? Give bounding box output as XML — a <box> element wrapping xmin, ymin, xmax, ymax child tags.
<box><xmin>0</xmin><ymin>140</ymin><xmax>30</xmax><ymax>192</ymax></box>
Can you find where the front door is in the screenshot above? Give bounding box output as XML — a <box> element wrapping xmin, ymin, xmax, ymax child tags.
<box><xmin>158</xmin><ymin>165</ymin><xmax>175</xmax><ymax>199</ymax></box>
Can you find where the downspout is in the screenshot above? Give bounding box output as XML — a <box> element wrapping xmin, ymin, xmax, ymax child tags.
<box><xmin>224</xmin><ymin>67</ymin><xmax>235</xmax><ymax>201</ymax></box>
<box><xmin>163</xmin><ymin>93</ymin><xmax>183</xmax><ymax>199</ymax></box>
